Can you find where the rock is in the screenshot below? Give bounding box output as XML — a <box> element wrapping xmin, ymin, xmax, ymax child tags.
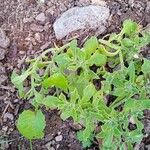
<box><xmin>0</xmin><ymin>74</ymin><xmax>7</xmax><ymax>84</ymax></box>
<box><xmin>0</xmin><ymin>65</ymin><xmax>6</xmax><ymax>74</ymax></box>
<box><xmin>91</xmin><ymin>0</ymin><xmax>107</xmax><ymax>6</ymax></box>
<box><xmin>2</xmin><ymin>126</ymin><xmax>8</xmax><ymax>132</ymax></box>
<box><xmin>0</xmin><ymin>65</ymin><xmax>7</xmax><ymax>84</ymax></box>
<box><xmin>30</xmin><ymin>23</ymin><xmax>44</xmax><ymax>32</ymax></box>
<box><xmin>44</xmin><ymin>133</ymin><xmax>54</xmax><ymax>142</ymax></box>
<box><xmin>3</xmin><ymin>112</ymin><xmax>14</xmax><ymax>121</ymax></box>
<box><xmin>53</xmin><ymin>5</ymin><xmax>110</xmax><ymax>39</ymax></box>
<box><xmin>0</xmin><ymin>48</ymin><xmax>6</xmax><ymax>60</ymax></box>
<box><xmin>55</xmin><ymin>135</ymin><xmax>63</xmax><ymax>142</ymax></box>
<box><xmin>23</xmin><ymin>17</ymin><xmax>34</xmax><ymax>23</ymax></box>
<box><xmin>45</xmin><ymin>142</ymin><xmax>55</xmax><ymax>150</ymax></box>
<box><xmin>35</xmin><ymin>12</ymin><xmax>46</xmax><ymax>22</ymax></box>
<box><xmin>34</xmin><ymin>33</ymin><xmax>42</xmax><ymax>43</ymax></box>
<box><xmin>0</xmin><ymin>28</ymin><xmax>10</xmax><ymax>48</ymax></box>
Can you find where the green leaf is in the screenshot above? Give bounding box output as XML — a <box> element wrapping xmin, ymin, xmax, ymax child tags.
<box><xmin>11</xmin><ymin>70</ymin><xmax>30</xmax><ymax>98</ymax></box>
<box><xmin>122</xmin><ymin>38</ymin><xmax>134</xmax><ymax>47</ymax></box>
<box><xmin>17</xmin><ymin>110</ymin><xmax>46</xmax><ymax>140</ymax></box>
<box><xmin>124</xmin><ymin>99</ymin><xmax>150</xmax><ymax>112</ymax></box>
<box><xmin>42</xmin><ymin>73</ymin><xmax>68</xmax><ymax>91</ymax></box>
<box><xmin>141</xmin><ymin>58</ymin><xmax>150</xmax><ymax>78</ymax></box>
<box><xmin>123</xmin><ymin>19</ymin><xmax>138</xmax><ymax>35</ymax></box>
<box><xmin>83</xmin><ymin>36</ymin><xmax>99</xmax><ymax>58</ymax></box>
<box><xmin>128</xmin><ymin>61</ymin><xmax>135</xmax><ymax>83</ymax></box>
<box><xmin>77</xmin><ymin>118</ymin><xmax>95</xmax><ymax>148</ymax></box>
<box><xmin>81</xmin><ymin>84</ymin><xmax>96</xmax><ymax>103</ymax></box>
<box><xmin>42</xmin><ymin>96</ymin><xmax>65</xmax><ymax>108</ymax></box>
<box><xmin>54</xmin><ymin>53</ymin><xmax>71</xmax><ymax>68</ymax></box>
<box><xmin>87</xmin><ymin>51</ymin><xmax>107</xmax><ymax>66</ymax></box>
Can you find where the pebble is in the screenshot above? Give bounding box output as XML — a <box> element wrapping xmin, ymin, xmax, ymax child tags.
<box><xmin>0</xmin><ymin>65</ymin><xmax>6</xmax><ymax>74</ymax></box>
<box><xmin>45</xmin><ymin>141</ymin><xmax>55</xmax><ymax>150</ymax></box>
<box><xmin>0</xmin><ymin>48</ymin><xmax>6</xmax><ymax>60</ymax></box>
<box><xmin>30</xmin><ymin>23</ymin><xmax>44</xmax><ymax>32</ymax></box>
<box><xmin>91</xmin><ymin>0</ymin><xmax>107</xmax><ymax>6</ymax></box>
<box><xmin>2</xmin><ymin>126</ymin><xmax>8</xmax><ymax>132</ymax></box>
<box><xmin>53</xmin><ymin>5</ymin><xmax>110</xmax><ymax>39</ymax></box>
<box><xmin>35</xmin><ymin>12</ymin><xmax>46</xmax><ymax>22</ymax></box>
<box><xmin>23</xmin><ymin>17</ymin><xmax>34</xmax><ymax>23</ymax></box>
<box><xmin>55</xmin><ymin>135</ymin><xmax>63</xmax><ymax>142</ymax></box>
<box><xmin>0</xmin><ymin>74</ymin><xmax>7</xmax><ymax>84</ymax></box>
<box><xmin>3</xmin><ymin>112</ymin><xmax>14</xmax><ymax>121</ymax></box>
<box><xmin>34</xmin><ymin>33</ymin><xmax>41</xmax><ymax>43</ymax></box>
<box><xmin>0</xmin><ymin>28</ymin><xmax>10</xmax><ymax>48</ymax></box>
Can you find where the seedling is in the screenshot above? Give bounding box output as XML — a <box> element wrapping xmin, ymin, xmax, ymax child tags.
<box><xmin>11</xmin><ymin>20</ymin><xmax>150</xmax><ymax>149</ymax></box>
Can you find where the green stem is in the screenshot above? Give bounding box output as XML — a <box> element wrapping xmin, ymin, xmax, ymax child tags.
<box><xmin>99</xmin><ymin>39</ymin><xmax>121</xmax><ymax>50</ymax></box>
<box><xmin>30</xmin><ymin>140</ymin><xmax>33</xmax><ymax>150</ymax></box>
<box><xmin>41</xmin><ymin>43</ymin><xmax>70</xmax><ymax>57</ymax></box>
<box><xmin>119</xmin><ymin>50</ymin><xmax>124</xmax><ymax>70</ymax></box>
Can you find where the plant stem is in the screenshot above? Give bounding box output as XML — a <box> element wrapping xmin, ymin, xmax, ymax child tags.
<box><xmin>119</xmin><ymin>50</ymin><xmax>124</xmax><ymax>70</ymax></box>
<box><xmin>30</xmin><ymin>140</ymin><xmax>33</xmax><ymax>150</ymax></box>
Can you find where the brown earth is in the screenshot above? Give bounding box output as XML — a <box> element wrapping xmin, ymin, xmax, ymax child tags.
<box><xmin>0</xmin><ymin>0</ymin><xmax>150</xmax><ymax>150</ymax></box>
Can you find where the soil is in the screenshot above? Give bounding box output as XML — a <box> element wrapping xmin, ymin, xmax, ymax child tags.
<box><xmin>0</xmin><ymin>0</ymin><xmax>150</xmax><ymax>150</ymax></box>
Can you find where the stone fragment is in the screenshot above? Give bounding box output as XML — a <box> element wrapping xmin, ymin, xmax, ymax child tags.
<box><xmin>55</xmin><ymin>135</ymin><xmax>63</xmax><ymax>142</ymax></box>
<box><xmin>30</xmin><ymin>23</ymin><xmax>44</xmax><ymax>32</ymax></box>
<box><xmin>0</xmin><ymin>48</ymin><xmax>6</xmax><ymax>60</ymax></box>
<box><xmin>35</xmin><ymin>12</ymin><xmax>46</xmax><ymax>22</ymax></box>
<box><xmin>53</xmin><ymin>5</ymin><xmax>110</xmax><ymax>39</ymax></box>
<box><xmin>0</xmin><ymin>28</ymin><xmax>10</xmax><ymax>48</ymax></box>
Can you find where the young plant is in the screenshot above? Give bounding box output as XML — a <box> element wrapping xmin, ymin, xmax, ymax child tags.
<box><xmin>11</xmin><ymin>20</ymin><xmax>150</xmax><ymax>149</ymax></box>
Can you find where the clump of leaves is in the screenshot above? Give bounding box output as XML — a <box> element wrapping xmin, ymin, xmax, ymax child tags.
<box><xmin>11</xmin><ymin>19</ymin><xmax>150</xmax><ymax>149</ymax></box>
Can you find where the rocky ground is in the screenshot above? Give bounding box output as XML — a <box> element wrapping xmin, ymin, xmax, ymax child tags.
<box><xmin>0</xmin><ymin>0</ymin><xmax>150</xmax><ymax>150</ymax></box>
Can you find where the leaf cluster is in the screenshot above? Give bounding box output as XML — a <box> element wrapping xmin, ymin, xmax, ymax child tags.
<box><xmin>11</xmin><ymin>20</ymin><xmax>150</xmax><ymax>149</ymax></box>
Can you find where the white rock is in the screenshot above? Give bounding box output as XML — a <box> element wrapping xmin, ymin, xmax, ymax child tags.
<box><xmin>53</xmin><ymin>5</ymin><xmax>110</xmax><ymax>39</ymax></box>
<box><xmin>36</xmin><ymin>13</ymin><xmax>46</xmax><ymax>22</ymax></box>
<box><xmin>55</xmin><ymin>135</ymin><xmax>63</xmax><ymax>142</ymax></box>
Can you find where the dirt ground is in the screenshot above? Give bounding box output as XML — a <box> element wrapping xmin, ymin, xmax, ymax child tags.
<box><xmin>0</xmin><ymin>0</ymin><xmax>150</xmax><ymax>150</ymax></box>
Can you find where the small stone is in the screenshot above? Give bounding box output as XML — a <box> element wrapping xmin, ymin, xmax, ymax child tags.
<box><xmin>55</xmin><ymin>135</ymin><xmax>63</xmax><ymax>142</ymax></box>
<box><xmin>44</xmin><ymin>133</ymin><xmax>54</xmax><ymax>142</ymax></box>
<box><xmin>34</xmin><ymin>33</ymin><xmax>41</xmax><ymax>43</ymax></box>
<box><xmin>0</xmin><ymin>48</ymin><xmax>6</xmax><ymax>60</ymax></box>
<box><xmin>45</xmin><ymin>142</ymin><xmax>55</xmax><ymax>150</ymax></box>
<box><xmin>53</xmin><ymin>5</ymin><xmax>110</xmax><ymax>39</ymax></box>
<box><xmin>23</xmin><ymin>17</ymin><xmax>34</xmax><ymax>23</ymax></box>
<box><xmin>0</xmin><ymin>74</ymin><xmax>7</xmax><ymax>84</ymax></box>
<box><xmin>2</xmin><ymin>126</ymin><xmax>8</xmax><ymax>132</ymax></box>
<box><xmin>56</xmin><ymin>144</ymin><xmax>60</xmax><ymax>149</ymax></box>
<box><xmin>35</xmin><ymin>13</ymin><xmax>46</xmax><ymax>22</ymax></box>
<box><xmin>30</xmin><ymin>23</ymin><xmax>44</xmax><ymax>32</ymax></box>
<box><xmin>0</xmin><ymin>28</ymin><xmax>10</xmax><ymax>48</ymax></box>
<box><xmin>0</xmin><ymin>65</ymin><xmax>6</xmax><ymax>74</ymax></box>
<box><xmin>3</xmin><ymin>112</ymin><xmax>14</xmax><ymax>121</ymax></box>
<box><xmin>91</xmin><ymin>0</ymin><xmax>107</xmax><ymax>6</ymax></box>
